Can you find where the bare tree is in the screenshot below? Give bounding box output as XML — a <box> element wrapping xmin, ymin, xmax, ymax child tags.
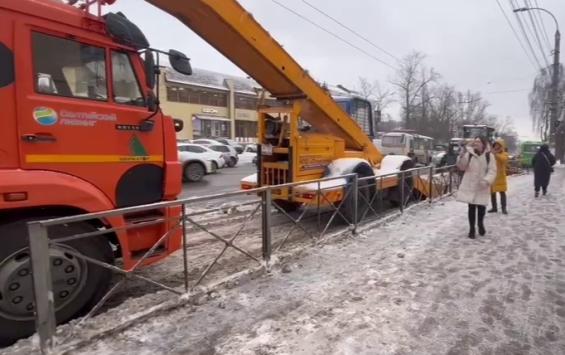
<box><xmin>391</xmin><ymin>51</ymin><xmax>440</xmax><ymax>129</ymax></box>
<box><xmin>529</xmin><ymin>65</ymin><xmax>564</xmax><ymax>141</ymax></box>
<box><xmin>357</xmin><ymin>77</ymin><xmax>395</xmax><ymax>112</ymax></box>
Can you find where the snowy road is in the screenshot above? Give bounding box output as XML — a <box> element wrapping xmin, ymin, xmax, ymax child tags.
<box><xmin>18</xmin><ymin>169</ymin><xmax>565</xmax><ymax>354</ymax></box>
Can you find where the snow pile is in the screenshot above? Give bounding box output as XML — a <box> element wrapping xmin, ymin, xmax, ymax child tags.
<box><xmin>375</xmin><ymin>154</ymin><xmax>410</xmax><ymax>176</ymax></box>
<box><xmin>294</xmin><ymin>158</ymin><xmax>365</xmax><ymax>192</ymax></box>
<box><xmin>240</xmin><ymin>173</ymin><xmax>257</xmax><ymax>184</ymax></box>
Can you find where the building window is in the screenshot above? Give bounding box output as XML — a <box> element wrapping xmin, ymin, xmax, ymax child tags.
<box><xmin>235</xmin><ymin>94</ymin><xmax>258</xmax><ymax>110</ymax></box>
<box><xmin>193</xmin><ymin>117</ymin><xmax>231</xmax><ymax>138</ymax></box>
<box><xmin>166</xmin><ymin>85</ymin><xmax>228</xmax><ymax>107</ymax></box>
<box><xmin>235</xmin><ymin>120</ymin><xmax>257</xmax><ymax>138</ymax></box>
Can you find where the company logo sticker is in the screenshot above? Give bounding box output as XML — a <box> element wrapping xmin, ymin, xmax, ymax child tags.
<box><xmin>33</xmin><ymin>107</ymin><xmax>58</xmax><ymax>126</ymax></box>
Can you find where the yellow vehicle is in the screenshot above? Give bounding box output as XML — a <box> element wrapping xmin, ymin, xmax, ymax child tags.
<box><xmin>149</xmin><ymin>0</ymin><xmax>435</xmax><ymax>220</ymax></box>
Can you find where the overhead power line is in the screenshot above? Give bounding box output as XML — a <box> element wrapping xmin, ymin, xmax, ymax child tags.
<box><xmin>495</xmin><ymin>0</ymin><xmax>539</xmax><ymax>71</ymax></box>
<box><xmin>270</xmin><ymin>0</ymin><xmax>399</xmax><ymax>70</ymax></box>
<box><xmin>533</xmin><ymin>0</ymin><xmax>553</xmax><ymax>49</ymax></box>
<box><xmin>522</xmin><ymin>0</ymin><xmax>551</xmax><ymax>68</ymax></box>
<box><xmin>509</xmin><ymin>0</ymin><xmax>544</xmax><ymax>70</ymax></box>
<box><xmin>525</xmin><ymin>0</ymin><xmax>552</xmax><ymax>56</ymax></box>
<box><xmin>301</xmin><ymin>0</ymin><xmax>400</xmax><ymax>62</ymax></box>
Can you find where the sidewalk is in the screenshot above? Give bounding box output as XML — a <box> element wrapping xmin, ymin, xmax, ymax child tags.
<box><xmin>75</xmin><ymin>168</ymin><xmax>565</xmax><ymax>354</ymax></box>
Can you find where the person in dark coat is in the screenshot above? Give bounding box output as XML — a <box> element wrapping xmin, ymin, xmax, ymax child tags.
<box><xmin>532</xmin><ymin>144</ymin><xmax>556</xmax><ymax>197</ymax></box>
<box><xmin>440</xmin><ymin>145</ymin><xmax>458</xmax><ymax>167</ymax></box>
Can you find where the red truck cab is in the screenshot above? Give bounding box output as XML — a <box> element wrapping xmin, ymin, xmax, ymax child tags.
<box><xmin>0</xmin><ymin>0</ymin><xmax>187</xmax><ymax>345</ymax></box>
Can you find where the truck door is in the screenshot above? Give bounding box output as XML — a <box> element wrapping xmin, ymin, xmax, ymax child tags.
<box><xmin>16</xmin><ymin>28</ymin><xmax>165</xmax><ymax>207</ymax></box>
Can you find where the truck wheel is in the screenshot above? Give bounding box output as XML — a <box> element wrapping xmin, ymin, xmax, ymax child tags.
<box><xmin>388</xmin><ymin>159</ymin><xmax>415</xmax><ymax>207</ymax></box>
<box><xmin>339</xmin><ymin>163</ymin><xmax>375</xmax><ymax>224</ymax></box>
<box><xmin>227</xmin><ymin>157</ymin><xmax>237</xmax><ymax>168</ymax></box>
<box><xmin>0</xmin><ymin>218</ymin><xmax>113</xmax><ymax>346</ymax></box>
<box><xmin>184</xmin><ymin>162</ymin><xmax>205</xmax><ymax>182</ymax></box>
<box><xmin>273</xmin><ymin>200</ymin><xmax>301</xmax><ymax>213</ymax></box>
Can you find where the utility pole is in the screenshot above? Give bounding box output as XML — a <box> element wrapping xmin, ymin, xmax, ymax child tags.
<box><xmin>515</xmin><ymin>6</ymin><xmax>561</xmax><ymax>161</ymax></box>
<box><xmin>550</xmin><ymin>30</ymin><xmax>562</xmax><ymax>161</ymax></box>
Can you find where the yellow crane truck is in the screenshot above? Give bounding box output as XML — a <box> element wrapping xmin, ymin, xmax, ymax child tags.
<box><xmin>147</xmin><ymin>0</ymin><xmax>436</xmax><ymax>221</ymax></box>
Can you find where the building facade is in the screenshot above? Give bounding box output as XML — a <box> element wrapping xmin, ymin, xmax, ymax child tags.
<box><xmin>160</xmin><ymin>67</ymin><xmax>272</xmax><ymax>141</ymax></box>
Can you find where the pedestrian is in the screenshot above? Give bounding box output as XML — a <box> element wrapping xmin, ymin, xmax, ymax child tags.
<box><xmin>456</xmin><ymin>137</ymin><xmax>497</xmax><ymax>239</ymax></box>
<box><xmin>488</xmin><ymin>139</ymin><xmax>509</xmax><ymax>214</ymax></box>
<box><xmin>532</xmin><ymin>144</ymin><xmax>556</xmax><ymax>197</ymax></box>
<box><xmin>439</xmin><ymin>145</ymin><xmax>458</xmax><ymax>167</ymax></box>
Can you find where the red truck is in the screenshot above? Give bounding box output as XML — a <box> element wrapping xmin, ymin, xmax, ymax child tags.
<box><xmin>0</xmin><ymin>0</ymin><xmax>190</xmax><ymax>344</ymax></box>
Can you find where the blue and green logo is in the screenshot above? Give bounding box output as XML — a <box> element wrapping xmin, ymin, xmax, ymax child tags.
<box><xmin>33</xmin><ymin>107</ymin><xmax>58</xmax><ymax>126</ymax></box>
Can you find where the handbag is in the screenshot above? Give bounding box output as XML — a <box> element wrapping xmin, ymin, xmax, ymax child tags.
<box><xmin>542</xmin><ymin>153</ymin><xmax>554</xmax><ymax>173</ymax></box>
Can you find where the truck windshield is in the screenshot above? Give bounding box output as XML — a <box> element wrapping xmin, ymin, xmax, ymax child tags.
<box><xmin>522</xmin><ymin>144</ymin><xmax>540</xmax><ymax>153</ymax></box>
<box><xmin>336</xmin><ymin>99</ymin><xmax>372</xmax><ymax>137</ymax></box>
<box><xmin>382</xmin><ymin>135</ymin><xmax>404</xmax><ymax>147</ymax></box>
<box><xmin>463</xmin><ymin>127</ymin><xmax>487</xmax><ymax>139</ymax></box>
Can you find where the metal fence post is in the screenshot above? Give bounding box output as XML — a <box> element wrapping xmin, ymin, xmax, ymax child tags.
<box><xmin>352</xmin><ymin>174</ymin><xmax>358</xmax><ymax>233</ymax></box>
<box><xmin>181</xmin><ymin>205</ymin><xmax>189</xmax><ymax>294</ymax></box>
<box><xmin>317</xmin><ymin>180</ymin><xmax>321</xmax><ymax>233</ymax></box>
<box><xmin>28</xmin><ymin>222</ymin><xmax>56</xmax><ymax>354</ymax></box>
<box><xmin>428</xmin><ymin>166</ymin><xmax>434</xmax><ymax>203</ymax></box>
<box><xmin>261</xmin><ymin>189</ymin><xmax>272</xmax><ymax>270</ymax></box>
<box><xmin>400</xmin><ymin>171</ymin><xmax>404</xmax><ymax>213</ymax></box>
<box><xmin>448</xmin><ymin>168</ymin><xmax>453</xmax><ymax>194</ymax></box>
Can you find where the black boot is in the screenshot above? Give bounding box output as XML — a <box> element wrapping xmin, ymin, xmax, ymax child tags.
<box><xmin>468</xmin><ymin>204</ymin><xmax>477</xmax><ymax>239</ymax></box>
<box><xmin>488</xmin><ymin>193</ymin><xmax>497</xmax><ymax>213</ymax></box>
<box><xmin>501</xmin><ymin>192</ymin><xmax>507</xmax><ymax>214</ymax></box>
<box><xmin>478</xmin><ymin>206</ymin><xmax>486</xmax><ymax>236</ymax></box>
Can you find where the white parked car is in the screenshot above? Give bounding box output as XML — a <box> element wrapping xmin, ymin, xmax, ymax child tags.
<box><xmin>177</xmin><ymin>143</ymin><xmax>224</xmax><ymax>182</ymax></box>
<box><xmin>239</xmin><ymin>144</ymin><xmax>258</xmax><ymax>164</ymax></box>
<box><xmin>208</xmin><ymin>144</ymin><xmax>239</xmax><ymax>167</ymax></box>
<box><xmin>191</xmin><ymin>138</ymin><xmax>225</xmax><ymax>146</ymax></box>
<box><xmin>192</xmin><ymin>139</ymin><xmax>239</xmax><ymax>167</ymax></box>
<box><xmin>211</xmin><ymin>137</ymin><xmax>244</xmax><ymax>154</ymax></box>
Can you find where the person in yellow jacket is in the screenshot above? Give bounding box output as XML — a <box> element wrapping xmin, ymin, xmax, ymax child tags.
<box><xmin>488</xmin><ymin>139</ymin><xmax>509</xmax><ymax>214</ymax></box>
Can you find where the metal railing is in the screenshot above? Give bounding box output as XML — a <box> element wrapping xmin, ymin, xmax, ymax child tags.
<box><xmin>25</xmin><ymin>164</ymin><xmax>459</xmax><ymax>354</ymax></box>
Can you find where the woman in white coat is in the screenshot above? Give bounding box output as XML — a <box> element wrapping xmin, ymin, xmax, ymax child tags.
<box><xmin>456</xmin><ymin>137</ymin><xmax>497</xmax><ymax>239</ymax></box>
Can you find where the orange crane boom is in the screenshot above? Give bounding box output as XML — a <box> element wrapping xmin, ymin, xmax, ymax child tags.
<box><xmin>146</xmin><ymin>0</ymin><xmax>382</xmax><ymax>164</ymax></box>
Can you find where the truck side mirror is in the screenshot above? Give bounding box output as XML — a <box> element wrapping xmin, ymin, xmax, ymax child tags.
<box><xmin>144</xmin><ymin>51</ymin><xmax>156</xmax><ymax>89</ymax></box>
<box><xmin>169</xmin><ymin>50</ymin><xmax>192</xmax><ymax>75</ymax></box>
<box><xmin>173</xmin><ymin>118</ymin><xmax>184</xmax><ymax>132</ymax></box>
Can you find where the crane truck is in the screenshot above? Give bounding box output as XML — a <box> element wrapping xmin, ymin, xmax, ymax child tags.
<box><xmin>152</xmin><ymin>0</ymin><xmax>431</xmax><ymax>215</ymax></box>
<box><xmin>0</xmin><ymin>0</ymin><xmax>437</xmax><ymax>345</ymax></box>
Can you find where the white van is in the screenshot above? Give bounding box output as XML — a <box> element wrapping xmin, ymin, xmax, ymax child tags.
<box><xmin>381</xmin><ymin>132</ymin><xmax>434</xmax><ymax>164</ymax></box>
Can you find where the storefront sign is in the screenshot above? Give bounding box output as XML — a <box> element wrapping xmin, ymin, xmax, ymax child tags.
<box><xmin>202</xmin><ymin>107</ymin><xmax>219</xmax><ymax>114</ymax></box>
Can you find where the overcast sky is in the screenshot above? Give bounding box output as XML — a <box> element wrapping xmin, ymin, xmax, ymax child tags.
<box><xmin>109</xmin><ymin>0</ymin><xmax>565</xmax><ymax>140</ymax></box>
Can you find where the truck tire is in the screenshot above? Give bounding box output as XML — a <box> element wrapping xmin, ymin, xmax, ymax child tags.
<box><xmin>184</xmin><ymin>162</ymin><xmax>205</xmax><ymax>182</ymax></box>
<box><xmin>273</xmin><ymin>200</ymin><xmax>301</xmax><ymax>213</ymax></box>
<box><xmin>388</xmin><ymin>159</ymin><xmax>415</xmax><ymax>207</ymax></box>
<box><xmin>0</xmin><ymin>218</ymin><xmax>113</xmax><ymax>346</ymax></box>
<box><xmin>339</xmin><ymin>163</ymin><xmax>375</xmax><ymax>224</ymax></box>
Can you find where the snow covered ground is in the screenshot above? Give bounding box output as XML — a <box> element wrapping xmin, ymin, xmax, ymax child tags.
<box><xmin>10</xmin><ymin>168</ymin><xmax>565</xmax><ymax>354</ymax></box>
